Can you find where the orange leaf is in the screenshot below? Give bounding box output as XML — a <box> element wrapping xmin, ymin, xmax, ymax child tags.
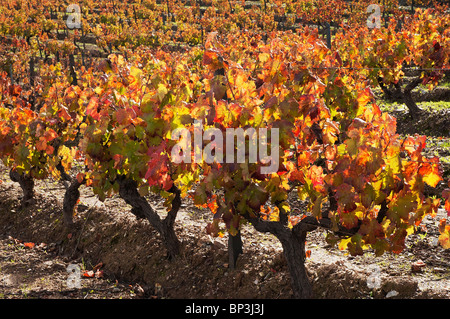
<box><xmin>82</xmin><ymin>270</ymin><xmax>95</xmax><ymax>278</ymax></box>
<box><xmin>418</xmin><ymin>157</ymin><xmax>442</xmax><ymax>188</ymax></box>
<box><xmin>24</xmin><ymin>242</ymin><xmax>35</xmax><ymax>249</ymax></box>
<box><xmin>442</xmin><ymin>189</ymin><xmax>450</xmax><ymax>216</ymax></box>
<box><xmin>43</xmin><ymin>128</ymin><xmax>58</xmax><ymax>142</ymax></box>
<box><xmin>86</xmin><ymin>97</ymin><xmax>100</xmax><ymax>120</ymax></box>
<box><xmin>203</xmin><ymin>49</ymin><xmax>219</xmax><ymax>68</ymax></box>
<box><xmin>115</xmin><ymin>108</ymin><xmax>129</xmax><ymax>125</ymax></box>
<box><xmin>207</xmin><ymin>199</ymin><xmax>218</xmax><ymax>215</ymax></box>
<box><xmin>160</xmin><ymin>173</ymin><xmax>173</xmax><ymax>191</ymax></box>
<box><xmin>438</xmin><ymin>219</ymin><xmax>450</xmax><ymax>249</ymax></box>
<box><xmin>357</xmin><ymin>87</ymin><xmax>373</xmax><ymax>108</ymax></box>
<box><xmin>36</xmin><ymin>137</ymin><xmax>47</xmax><ymax>152</ymax></box>
<box><xmin>58</xmin><ymin>107</ymin><xmax>72</xmax><ymax>121</ymax></box>
<box><xmin>76</xmin><ymin>173</ymin><xmax>85</xmax><ymax>183</ymax></box>
<box><xmin>45</xmin><ymin>145</ymin><xmax>55</xmax><ymax>155</ymax></box>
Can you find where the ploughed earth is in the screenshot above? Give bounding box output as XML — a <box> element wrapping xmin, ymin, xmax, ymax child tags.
<box><xmin>0</xmin><ymin>165</ymin><xmax>448</xmax><ymax>299</ymax></box>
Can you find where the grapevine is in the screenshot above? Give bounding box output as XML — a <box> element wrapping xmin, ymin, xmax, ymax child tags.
<box><xmin>0</xmin><ymin>0</ymin><xmax>449</xmax><ymax>299</ymax></box>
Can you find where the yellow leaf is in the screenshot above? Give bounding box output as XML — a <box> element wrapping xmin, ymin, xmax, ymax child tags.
<box><xmin>438</xmin><ymin>219</ymin><xmax>450</xmax><ymax>249</ymax></box>
<box><xmin>129</xmin><ymin>66</ymin><xmax>142</xmax><ymax>83</ymax></box>
<box><xmin>419</xmin><ymin>159</ymin><xmax>442</xmax><ymax>188</ymax></box>
<box><xmin>406</xmin><ymin>224</ymin><xmax>415</xmax><ymax>236</ymax></box>
<box><xmin>94</xmin><ymin>86</ymin><xmax>103</xmax><ymax>95</ymax></box>
<box><xmin>439</xmin><ymin>230</ymin><xmax>450</xmax><ymax>249</ymax></box>
<box><xmin>297</xmin><ymin>185</ymin><xmax>309</xmax><ymax>201</ymax></box>
<box><xmin>269</xmin><ymin>207</ymin><xmax>280</xmax><ymax>222</ymax></box>
<box><xmin>338</xmin><ymin>237</ymin><xmax>351</xmax><ymax>251</ymax></box>
<box><xmin>258</xmin><ymin>53</ymin><xmax>270</xmax><ymax>63</ymax></box>
<box><xmin>156</xmin><ymin>84</ymin><xmax>168</xmax><ymax>102</ymax></box>
<box><xmin>387</xmin><ymin>154</ymin><xmax>401</xmax><ymax>175</ymax></box>
<box><xmin>57</xmin><ymin>145</ymin><xmax>75</xmax><ymax>171</ymax></box>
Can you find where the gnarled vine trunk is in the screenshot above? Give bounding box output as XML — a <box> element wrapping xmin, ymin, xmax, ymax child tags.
<box><xmin>276</xmin><ymin>228</ymin><xmax>312</xmax><ymax>299</ymax></box>
<box><xmin>247</xmin><ymin>214</ymin><xmax>314</xmax><ymax>299</ymax></box>
<box><xmin>62</xmin><ymin>178</ymin><xmax>85</xmax><ymax>227</ymax></box>
<box><xmin>244</xmin><ymin>199</ymin><xmax>353</xmax><ymax>299</ymax></box>
<box><xmin>228</xmin><ymin>230</ymin><xmax>243</xmax><ymax>270</ymax></box>
<box><xmin>117</xmin><ymin>176</ymin><xmax>181</xmax><ymax>259</ymax></box>
<box><xmin>378</xmin><ymin>76</ymin><xmax>423</xmax><ymax>118</ymax></box>
<box><xmin>9</xmin><ymin>169</ymin><xmax>35</xmax><ymax>207</ymax></box>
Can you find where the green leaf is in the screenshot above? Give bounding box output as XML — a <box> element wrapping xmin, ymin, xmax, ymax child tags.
<box><xmin>156</xmin><ymin>84</ymin><xmax>168</xmax><ymax>103</ymax></box>
<box><xmin>372</xmin><ymin>238</ymin><xmax>389</xmax><ymax>256</ymax></box>
<box><xmin>388</xmin><ymin>193</ymin><xmax>418</xmax><ymax>223</ymax></box>
<box><xmin>193</xmin><ymin>185</ymin><xmax>207</xmax><ymax>206</ymax></box>
<box><xmin>246</xmin><ymin>185</ymin><xmax>269</xmax><ymax>211</ymax></box>
<box><xmin>344</xmin><ymin>138</ymin><xmax>358</xmax><ymax>157</ymax></box>
<box><xmin>361</xmin><ymin>183</ymin><xmax>376</xmax><ymax>209</ymax></box>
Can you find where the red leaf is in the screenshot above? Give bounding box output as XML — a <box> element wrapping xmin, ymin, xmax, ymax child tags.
<box><xmin>58</xmin><ymin>107</ymin><xmax>72</xmax><ymax>121</ymax></box>
<box><xmin>82</xmin><ymin>270</ymin><xmax>95</xmax><ymax>278</ymax></box>
<box><xmin>24</xmin><ymin>242</ymin><xmax>35</xmax><ymax>249</ymax></box>
<box><xmin>334</xmin><ymin>51</ymin><xmax>343</xmax><ymax>66</ymax></box>
<box><xmin>115</xmin><ymin>108</ymin><xmax>129</xmax><ymax>125</ymax></box>
<box><xmin>76</xmin><ymin>173</ymin><xmax>85</xmax><ymax>183</ymax></box>
<box><xmin>146</xmin><ymin>143</ymin><xmax>172</xmax><ymax>190</ymax></box>
<box><xmin>86</xmin><ymin>97</ymin><xmax>100</xmax><ymax>120</ymax></box>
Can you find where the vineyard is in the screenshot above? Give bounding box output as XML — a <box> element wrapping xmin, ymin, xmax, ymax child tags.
<box><xmin>0</xmin><ymin>0</ymin><xmax>450</xmax><ymax>300</ymax></box>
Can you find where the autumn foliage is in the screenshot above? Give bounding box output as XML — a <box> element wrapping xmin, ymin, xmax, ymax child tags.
<box><xmin>0</xmin><ymin>0</ymin><xmax>449</xmax><ymax>298</ymax></box>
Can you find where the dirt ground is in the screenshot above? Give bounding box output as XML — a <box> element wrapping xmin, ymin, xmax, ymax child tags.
<box><xmin>0</xmin><ymin>165</ymin><xmax>449</xmax><ymax>299</ymax></box>
<box><xmin>0</xmin><ymin>100</ymin><xmax>449</xmax><ymax>299</ymax></box>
